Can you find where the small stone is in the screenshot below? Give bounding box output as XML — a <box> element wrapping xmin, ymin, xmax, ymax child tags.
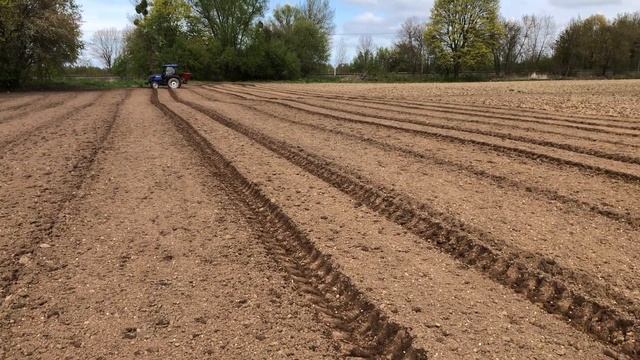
<box><xmin>123</xmin><ymin>328</ymin><xmax>138</xmax><ymax>339</ymax></box>
<box><xmin>556</xmin><ymin>347</ymin><xmax>566</xmax><ymax>356</ymax></box>
<box><xmin>331</xmin><ymin>331</ymin><xmax>348</xmax><ymax>341</ymax></box>
<box><xmin>39</xmin><ymin>243</ymin><xmax>51</xmax><ymax>248</ymax></box>
<box><xmin>194</xmin><ymin>316</ymin><xmax>207</xmax><ymax>324</ymax></box>
<box><xmin>18</xmin><ymin>255</ymin><xmax>31</xmax><ymax>265</ymax></box>
<box><xmin>46</xmin><ymin>309</ymin><xmax>60</xmax><ymax>318</ymax></box>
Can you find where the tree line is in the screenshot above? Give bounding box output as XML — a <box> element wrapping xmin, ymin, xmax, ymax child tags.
<box><xmin>111</xmin><ymin>0</ymin><xmax>334</xmax><ymax>81</ymax></box>
<box><xmin>343</xmin><ymin>0</ymin><xmax>640</xmax><ymax>79</ymax></box>
<box><xmin>1</xmin><ymin>0</ymin><xmax>639</xmax><ymax>88</ymax></box>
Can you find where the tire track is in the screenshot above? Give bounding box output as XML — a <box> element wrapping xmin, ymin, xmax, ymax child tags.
<box><xmin>188</xmin><ymin>90</ymin><xmax>640</xmax><ymax>304</ymax></box>
<box><xmin>169</xmin><ymin>88</ymin><xmax>640</xmax><ymax>358</ymax></box>
<box><xmin>0</xmin><ymin>97</ymin><xmax>68</xmax><ymax>125</ymax></box>
<box><xmin>190</xmin><ymin>88</ymin><xmax>640</xmax><ymax>228</ymax></box>
<box><xmin>0</xmin><ymin>90</ymin><xmax>131</xmax><ymax>300</ymax></box>
<box><xmin>252</xmin><ymin>85</ymin><xmax>640</xmax><ymax>130</ymax></box>
<box><xmin>0</xmin><ymin>95</ymin><xmax>46</xmax><ymax>113</ymax></box>
<box><xmin>293</xmin><ymin>96</ymin><xmax>640</xmax><ymax>163</ymax></box>
<box><xmin>218</xmin><ymin>84</ymin><xmax>640</xmax><ymax>137</ymax></box>
<box><xmin>302</xmin><ymin>95</ymin><xmax>640</xmax><ymax>149</ymax></box>
<box><xmin>231</xmin><ymin>86</ymin><xmax>640</xmax><ymax>166</ymax></box>
<box><xmin>152</xmin><ymin>89</ymin><xmax>427</xmax><ymax>359</ymax></box>
<box><xmin>204</xmin><ymin>86</ymin><xmax>640</xmax><ymax>184</ymax></box>
<box><xmin>0</xmin><ymin>92</ymin><xmax>105</xmax><ymax>154</ymax></box>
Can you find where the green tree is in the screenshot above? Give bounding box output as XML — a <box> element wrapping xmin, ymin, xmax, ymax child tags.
<box><xmin>298</xmin><ymin>0</ymin><xmax>335</xmax><ymax>34</ymax></box>
<box><xmin>425</xmin><ymin>0</ymin><xmax>501</xmax><ymax>78</ymax></box>
<box><xmin>268</xmin><ymin>4</ymin><xmax>330</xmax><ymax>76</ymax></box>
<box><xmin>115</xmin><ymin>0</ymin><xmax>206</xmax><ymax>78</ymax></box>
<box><xmin>188</xmin><ymin>0</ymin><xmax>267</xmax><ymax>50</ymax></box>
<box><xmin>241</xmin><ymin>26</ymin><xmax>301</xmax><ymax>80</ymax></box>
<box><xmin>554</xmin><ymin>15</ymin><xmax>615</xmax><ymax>76</ymax></box>
<box><xmin>554</xmin><ymin>19</ymin><xmax>582</xmax><ymax>76</ymax></box>
<box><xmin>272</xmin><ymin>4</ymin><xmax>302</xmax><ymax>32</ymax></box>
<box><xmin>610</xmin><ymin>13</ymin><xmax>640</xmax><ymax>73</ymax></box>
<box><xmin>289</xmin><ymin>17</ymin><xmax>329</xmax><ymax>75</ymax></box>
<box><xmin>0</xmin><ymin>0</ymin><xmax>82</xmax><ymax>89</ymax></box>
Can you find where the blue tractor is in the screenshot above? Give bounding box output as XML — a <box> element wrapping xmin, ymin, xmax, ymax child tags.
<box><xmin>147</xmin><ymin>64</ymin><xmax>192</xmax><ymax>89</ymax></box>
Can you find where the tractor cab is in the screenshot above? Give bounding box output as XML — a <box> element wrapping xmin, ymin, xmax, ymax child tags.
<box><xmin>148</xmin><ymin>64</ymin><xmax>192</xmax><ymax>89</ymax></box>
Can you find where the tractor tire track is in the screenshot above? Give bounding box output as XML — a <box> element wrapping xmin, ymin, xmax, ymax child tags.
<box><xmin>192</xmin><ymin>88</ymin><xmax>640</xmax><ymax>228</ymax></box>
<box><xmin>304</xmin><ymin>95</ymin><xmax>640</xmax><ymax>149</ymax></box>
<box><xmin>217</xmin><ymin>84</ymin><xmax>640</xmax><ymax>136</ymax></box>
<box><xmin>203</xmin><ymin>86</ymin><xmax>640</xmax><ymax>184</ymax></box>
<box><xmin>0</xmin><ymin>90</ymin><xmax>131</xmax><ymax>300</ymax></box>
<box><xmin>170</xmin><ymin>88</ymin><xmax>640</xmax><ymax>358</ymax></box>
<box><xmin>0</xmin><ymin>95</ymin><xmax>47</xmax><ymax>113</ymax></box>
<box><xmin>291</xmin><ymin>96</ymin><xmax>640</xmax><ymax>163</ymax></box>
<box><xmin>0</xmin><ymin>92</ymin><xmax>105</xmax><ymax>154</ymax></box>
<box><xmin>252</xmin><ymin>84</ymin><xmax>640</xmax><ymax>130</ymax></box>
<box><xmin>0</xmin><ymin>96</ymin><xmax>68</xmax><ymax>125</ymax></box>
<box><xmin>231</xmin><ymin>86</ymin><xmax>640</xmax><ymax>166</ymax></box>
<box><xmin>152</xmin><ymin>89</ymin><xmax>427</xmax><ymax>359</ymax></box>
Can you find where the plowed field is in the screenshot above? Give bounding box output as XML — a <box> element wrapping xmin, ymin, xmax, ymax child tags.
<box><xmin>1</xmin><ymin>80</ymin><xmax>639</xmax><ymax>359</ymax></box>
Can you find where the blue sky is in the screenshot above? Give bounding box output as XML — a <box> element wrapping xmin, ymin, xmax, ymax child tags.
<box><xmin>77</xmin><ymin>0</ymin><xmax>639</xmax><ymax>64</ymax></box>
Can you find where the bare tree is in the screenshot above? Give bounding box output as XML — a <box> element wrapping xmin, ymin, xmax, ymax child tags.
<box><xmin>75</xmin><ymin>57</ymin><xmax>93</xmax><ymax>68</ymax></box>
<box><xmin>357</xmin><ymin>34</ymin><xmax>374</xmax><ymax>55</ymax></box>
<box><xmin>356</xmin><ymin>35</ymin><xmax>375</xmax><ymax>72</ymax></box>
<box><xmin>89</xmin><ymin>28</ymin><xmax>123</xmax><ymax>70</ymax></box>
<box><xmin>492</xmin><ymin>18</ymin><xmax>525</xmax><ymax>75</ymax></box>
<box><xmin>521</xmin><ymin>14</ymin><xmax>556</xmax><ymax>66</ymax></box>
<box><xmin>334</xmin><ymin>38</ymin><xmax>347</xmax><ymax>75</ymax></box>
<box><xmin>299</xmin><ymin>0</ymin><xmax>335</xmax><ymax>34</ymax></box>
<box><xmin>396</xmin><ymin>17</ymin><xmax>427</xmax><ymax>74</ymax></box>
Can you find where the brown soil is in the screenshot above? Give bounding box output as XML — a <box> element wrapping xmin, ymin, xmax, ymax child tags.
<box><xmin>2</xmin><ymin>80</ymin><xmax>639</xmax><ymax>359</ymax></box>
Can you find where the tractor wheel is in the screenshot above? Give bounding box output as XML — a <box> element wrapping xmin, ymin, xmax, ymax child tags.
<box><xmin>151</xmin><ymin>82</ymin><xmax>159</xmax><ymax>89</ymax></box>
<box><xmin>168</xmin><ymin>78</ymin><xmax>181</xmax><ymax>89</ymax></box>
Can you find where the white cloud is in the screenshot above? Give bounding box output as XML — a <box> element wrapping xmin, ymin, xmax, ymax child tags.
<box><xmin>353</xmin><ymin>11</ymin><xmax>385</xmax><ymax>24</ymax></box>
<box><xmin>549</xmin><ymin>0</ymin><xmax>622</xmax><ymax>7</ymax></box>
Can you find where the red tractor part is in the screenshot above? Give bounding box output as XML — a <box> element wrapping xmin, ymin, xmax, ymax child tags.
<box><xmin>180</xmin><ymin>72</ymin><xmax>192</xmax><ymax>84</ymax></box>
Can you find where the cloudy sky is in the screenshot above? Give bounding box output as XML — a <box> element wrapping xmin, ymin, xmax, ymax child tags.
<box><xmin>77</xmin><ymin>0</ymin><xmax>638</xmax><ymax>64</ymax></box>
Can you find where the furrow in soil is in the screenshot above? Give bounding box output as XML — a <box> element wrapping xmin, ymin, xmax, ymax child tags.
<box><xmin>153</xmin><ymin>89</ymin><xmax>427</xmax><ymax>359</ymax></box>
<box><xmin>168</xmin><ymin>88</ymin><xmax>639</xmax><ymax>358</ymax></box>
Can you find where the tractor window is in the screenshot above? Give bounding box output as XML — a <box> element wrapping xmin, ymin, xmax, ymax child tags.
<box><xmin>165</xmin><ymin>67</ymin><xmax>176</xmax><ymax>76</ymax></box>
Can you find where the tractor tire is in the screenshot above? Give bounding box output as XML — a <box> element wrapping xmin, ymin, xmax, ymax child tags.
<box><xmin>151</xmin><ymin>82</ymin><xmax>159</xmax><ymax>89</ymax></box>
<box><xmin>168</xmin><ymin>78</ymin><xmax>181</xmax><ymax>89</ymax></box>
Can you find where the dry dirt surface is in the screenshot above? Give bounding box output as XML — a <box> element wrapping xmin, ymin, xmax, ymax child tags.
<box><xmin>1</xmin><ymin>80</ymin><xmax>639</xmax><ymax>359</ymax></box>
